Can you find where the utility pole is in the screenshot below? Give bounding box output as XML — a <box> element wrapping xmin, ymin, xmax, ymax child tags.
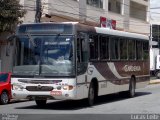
<box><xmin>35</xmin><ymin>0</ymin><xmax>42</xmax><ymax>23</ymax></box>
<box><xmin>79</xmin><ymin>0</ymin><xmax>86</xmax><ymax>23</ymax></box>
<box><xmin>123</xmin><ymin>0</ymin><xmax>130</xmax><ymax>31</ymax></box>
<box><xmin>150</xmin><ymin>24</ymin><xmax>153</xmax><ymax>49</ymax></box>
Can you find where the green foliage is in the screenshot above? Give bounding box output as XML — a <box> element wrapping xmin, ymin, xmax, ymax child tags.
<box><xmin>0</xmin><ymin>0</ymin><xmax>26</xmax><ymax>33</ymax></box>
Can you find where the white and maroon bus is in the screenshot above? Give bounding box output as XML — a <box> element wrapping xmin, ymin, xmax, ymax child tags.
<box><xmin>10</xmin><ymin>22</ymin><xmax>149</xmax><ymax>106</ymax></box>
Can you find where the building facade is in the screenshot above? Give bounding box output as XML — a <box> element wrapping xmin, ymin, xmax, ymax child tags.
<box><xmin>0</xmin><ymin>0</ymin><xmax>150</xmax><ymax>72</ymax></box>
<box><xmin>20</xmin><ymin>0</ymin><xmax>150</xmax><ymax>35</ymax></box>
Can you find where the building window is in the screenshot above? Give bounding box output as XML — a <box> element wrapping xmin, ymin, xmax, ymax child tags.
<box><xmin>87</xmin><ymin>0</ymin><xmax>103</xmax><ymax>8</ymax></box>
<box><xmin>108</xmin><ymin>0</ymin><xmax>121</xmax><ymax>14</ymax></box>
<box><xmin>130</xmin><ymin>1</ymin><xmax>147</xmax><ymax>21</ymax></box>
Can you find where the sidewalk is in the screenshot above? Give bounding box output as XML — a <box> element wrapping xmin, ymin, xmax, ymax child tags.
<box><xmin>10</xmin><ymin>99</ymin><xmax>29</xmax><ymax>103</ymax></box>
<box><xmin>149</xmin><ymin>79</ymin><xmax>160</xmax><ymax>84</ymax></box>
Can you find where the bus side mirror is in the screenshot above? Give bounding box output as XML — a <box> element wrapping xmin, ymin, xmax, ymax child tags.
<box><xmin>7</xmin><ymin>35</ymin><xmax>16</xmax><ymax>42</ymax></box>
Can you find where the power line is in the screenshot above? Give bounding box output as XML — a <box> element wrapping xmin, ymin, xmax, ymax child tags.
<box><xmin>0</xmin><ymin>0</ymin><xmax>151</xmax><ymax>28</ymax></box>
<box><xmin>55</xmin><ymin>0</ymin><xmax>136</xmax><ymax>25</ymax></box>
<box><xmin>47</xmin><ymin>1</ymin><xmax>148</xmax><ymax>16</ymax></box>
<box><xmin>44</xmin><ymin>2</ymin><xmax>149</xmax><ymax>27</ymax></box>
<box><xmin>0</xmin><ymin>1</ymin><xmax>156</xmax><ymax>17</ymax></box>
<box><xmin>45</xmin><ymin>6</ymin><xmax>150</xmax><ymax>27</ymax></box>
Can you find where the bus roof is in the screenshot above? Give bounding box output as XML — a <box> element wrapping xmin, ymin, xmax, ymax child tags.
<box><xmin>19</xmin><ymin>22</ymin><xmax>78</xmax><ymax>26</ymax></box>
<box><xmin>18</xmin><ymin>22</ymin><xmax>149</xmax><ymax>40</ymax></box>
<box><xmin>95</xmin><ymin>27</ymin><xmax>149</xmax><ymax>40</ymax></box>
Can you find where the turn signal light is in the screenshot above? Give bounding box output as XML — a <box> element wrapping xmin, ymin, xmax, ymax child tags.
<box><xmin>63</xmin><ymin>85</ymin><xmax>73</xmax><ymax>90</ymax></box>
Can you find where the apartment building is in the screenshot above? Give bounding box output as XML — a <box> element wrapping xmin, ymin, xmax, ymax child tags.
<box><xmin>20</xmin><ymin>0</ymin><xmax>150</xmax><ymax>35</ymax></box>
<box><xmin>0</xmin><ymin>0</ymin><xmax>150</xmax><ymax>72</ymax></box>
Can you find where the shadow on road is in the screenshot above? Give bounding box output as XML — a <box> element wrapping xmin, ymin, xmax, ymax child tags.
<box><xmin>7</xmin><ymin>100</ymin><xmax>29</xmax><ymax>105</ymax></box>
<box><xmin>15</xmin><ymin>91</ymin><xmax>151</xmax><ymax>110</ymax></box>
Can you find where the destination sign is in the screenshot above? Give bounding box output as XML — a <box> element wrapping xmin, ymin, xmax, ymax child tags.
<box><xmin>17</xmin><ymin>23</ymin><xmax>73</xmax><ymax>34</ymax></box>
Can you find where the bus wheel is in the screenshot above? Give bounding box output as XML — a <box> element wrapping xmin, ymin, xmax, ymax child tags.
<box><xmin>88</xmin><ymin>82</ymin><xmax>95</xmax><ymax>106</ymax></box>
<box><xmin>35</xmin><ymin>100</ymin><xmax>47</xmax><ymax>107</ymax></box>
<box><xmin>128</xmin><ymin>77</ymin><xmax>136</xmax><ymax>98</ymax></box>
<box><xmin>0</xmin><ymin>91</ymin><xmax>9</xmax><ymax>105</ymax></box>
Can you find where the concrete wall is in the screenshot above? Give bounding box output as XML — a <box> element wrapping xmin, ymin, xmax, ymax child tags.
<box><xmin>47</xmin><ymin>0</ymin><xmax>79</xmax><ymax>20</ymax></box>
<box><xmin>129</xmin><ymin>18</ymin><xmax>150</xmax><ymax>34</ymax></box>
<box><xmin>0</xmin><ymin>0</ymin><xmax>150</xmax><ymax>72</ymax></box>
<box><xmin>20</xmin><ymin>0</ymin><xmax>36</xmax><ymax>23</ymax></box>
<box><xmin>130</xmin><ymin>1</ymin><xmax>147</xmax><ymax>21</ymax></box>
<box><xmin>19</xmin><ymin>0</ymin><xmax>150</xmax><ymax>34</ymax></box>
<box><xmin>0</xmin><ymin>45</ymin><xmax>13</xmax><ymax>72</ymax></box>
<box><xmin>0</xmin><ymin>32</ymin><xmax>13</xmax><ymax>72</ymax></box>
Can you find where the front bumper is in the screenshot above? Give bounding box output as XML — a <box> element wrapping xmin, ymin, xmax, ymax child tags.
<box><xmin>12</xmin><ymin>89</ymin><xmax>77</xmax><ymax>100</ymax></box>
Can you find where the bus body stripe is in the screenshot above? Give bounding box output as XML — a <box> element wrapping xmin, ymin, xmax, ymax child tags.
<box><xmin>107</xmin><ymin>62</ymin><xmax>128</xmax><ymax>79</ymax></box>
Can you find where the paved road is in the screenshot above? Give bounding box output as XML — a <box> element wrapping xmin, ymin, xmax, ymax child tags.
<box><xmin>1</xmin><ymin>84</ymin><xmax>160</xmax><ymax>120</ymax></box>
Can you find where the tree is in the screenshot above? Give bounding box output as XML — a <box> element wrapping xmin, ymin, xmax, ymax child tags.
<box><xmin>0</xmin><ymin>0</ymin><xmax>26</xmax><ymax>33</ymax></box>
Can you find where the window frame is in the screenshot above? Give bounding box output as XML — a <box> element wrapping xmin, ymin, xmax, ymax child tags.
<box><xmin>89</xmin><ymin>34</ymin><xmax>99</xmax><ymax>61</ymax></box>
<box><xmin>87</xmin><ymin>0</ymin><xmax>103</xmax><ymax>8</ymax></box>
<box><xmin>99</xmin><ymin>35</ymin><xmax>110</xmax><ymax>61</ymax></box>
<box><xmin>88</xmin><ymin>33</ymin><xmax>149</xmax><ymax>62</ymax></box>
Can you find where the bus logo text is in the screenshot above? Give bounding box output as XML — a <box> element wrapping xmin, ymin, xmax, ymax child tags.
<box><xmin>123</xmin><ymin>65</ymin><xmax>141</xmax><ymax>72</ymax></box>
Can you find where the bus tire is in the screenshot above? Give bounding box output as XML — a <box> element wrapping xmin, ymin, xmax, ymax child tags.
<box><xmin>0</xmin><ymin>91</ymin><xmax>9</xmax><ymax>105</ymax></box>
<box><xmin>35</xmin><ymin>100</ymin><xmax>47</xmax><ymax>107</ymax></box>
<box><xmin>128</xmin><ymin>77</ymin><xmax>136</xmax><ymax>98</ymax></box>
<box><xmin>88</xmin><ymin>82</ymin><xmax>95</xmax><ymax>106</ymax></box>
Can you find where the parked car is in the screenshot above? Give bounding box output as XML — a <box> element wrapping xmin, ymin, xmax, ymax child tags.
<box><xmin>0</xmin><ymin>72</ymin><xmax>11</xmax><ymax>104</ymax></box>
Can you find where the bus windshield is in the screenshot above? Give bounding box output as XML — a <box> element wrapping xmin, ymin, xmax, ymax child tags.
<box><xmin>12</xmin><ymin>34</ymin><xmax>75</xmax><ymax>76</ymax></box>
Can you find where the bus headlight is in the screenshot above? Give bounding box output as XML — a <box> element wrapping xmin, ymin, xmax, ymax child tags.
<box><xmin>12</xmin><ymin>84</ymin><xmax>24</xmax><ymax>91</ymax></box>
<box><xmin>63</xmin><ymin>85</ymin><xmax>73</xmax><ymax>90</ymax></box>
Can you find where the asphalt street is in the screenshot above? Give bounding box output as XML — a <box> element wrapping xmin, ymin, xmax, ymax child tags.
<box><xmin>1</xmin><ymin>80</ymin><xmax>160</xmax><ymax>120</ymax></box>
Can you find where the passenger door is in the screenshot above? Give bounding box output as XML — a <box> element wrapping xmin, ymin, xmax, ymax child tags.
<box><xmin>76</xmin><ymin>32</ymin><xmax>88</xmax><ymax>99</ymax></box>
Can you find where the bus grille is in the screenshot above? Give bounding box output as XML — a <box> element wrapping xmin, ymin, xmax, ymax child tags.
<box><xmin>26</xmin><ymin>86</ymin><xmax>53</xmax><ymax>91</ymax></box>
<box><xmin>18</xmin><ymin>79</ymin><xmax>62</xmax><ymax>84</ymax></box>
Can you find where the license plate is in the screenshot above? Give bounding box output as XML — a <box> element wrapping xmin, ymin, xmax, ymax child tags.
<box><xmin>50</xmin><ymin>91</ymin><xmax>62</xmax><ymax>96</ymax></box>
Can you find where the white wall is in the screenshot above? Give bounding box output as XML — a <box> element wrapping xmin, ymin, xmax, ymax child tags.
<box><xmin>129</xmin><ymin>18</ymin><xmax>150</xmax><ymax>34</ymax></box>
<box><xmin>0</xmin><ymin>45</ymin><xmax>13</xmax><ymax>72</ymax></box>
<box><xmin>21</xmin><ymin>0</ymin><xmax>150</xmax><ymax>34</ymax></box>
<box><xmin>130</xmin><ymin>1</ymin><xmax>147</xmax><ymax>21</ymax></box>
<box><xmin>20</xmin><ymin>0</ymin><xmax>36</xmax><ymax>23</ymax></box>
<box><xmin>131</xmin><ymin>0</ymin><xmax>149</xmax><ymax>6</ymax></box>
<box><xmin>47</xmin><ymin>0</ymin><xmax>79</xmax><ymax>19</ymax></box>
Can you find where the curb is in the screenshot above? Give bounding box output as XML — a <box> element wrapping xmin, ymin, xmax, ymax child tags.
<box><xmin>149</xmin><ymin>80</ymin><xmax>160</xmax><ymax>84</ymax></box>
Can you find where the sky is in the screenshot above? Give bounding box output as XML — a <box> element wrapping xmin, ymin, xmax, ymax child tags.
<box><xmin>150</xmin><ymin>0</ymin><xmax>160</xmax><ymax>21</ymax></box>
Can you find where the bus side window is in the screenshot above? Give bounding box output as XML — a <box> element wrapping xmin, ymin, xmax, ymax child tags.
<box><xmin>136</xmin><ymin>41</ymin><xmax>143</xmax><ymax>60</ymax></box>
<box><xmin>120</xmin><ymin>38</ymin><xmax>128</xmax><ymax>60</ymax></box>
<box><xmin>143</xmin><ymin>41</ymin><xmax>149</xmax><ymax>60</ymax></box>
<box><xmin>77</xmin><ymin>38</ymin><xmax>81</xmax><ymax>63</ymax></box>
<box><xmin>110</xmin><ymin>37</ymin><xmax>119</xmax><ymax>60</ymax></box>
<box><xmin>89</xmin><ymin>35</ymin><xmax>98</xmax><ymax>60</ymax></box>
<box><xmin>128</xmin><ymin>39</ymin><xmax>136</xmax><ymax>60</ymax></box>
<box><xmin>100</xmin><ymin>36</ymin><xmax>109</xmax><ymax>60</ymax></box>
